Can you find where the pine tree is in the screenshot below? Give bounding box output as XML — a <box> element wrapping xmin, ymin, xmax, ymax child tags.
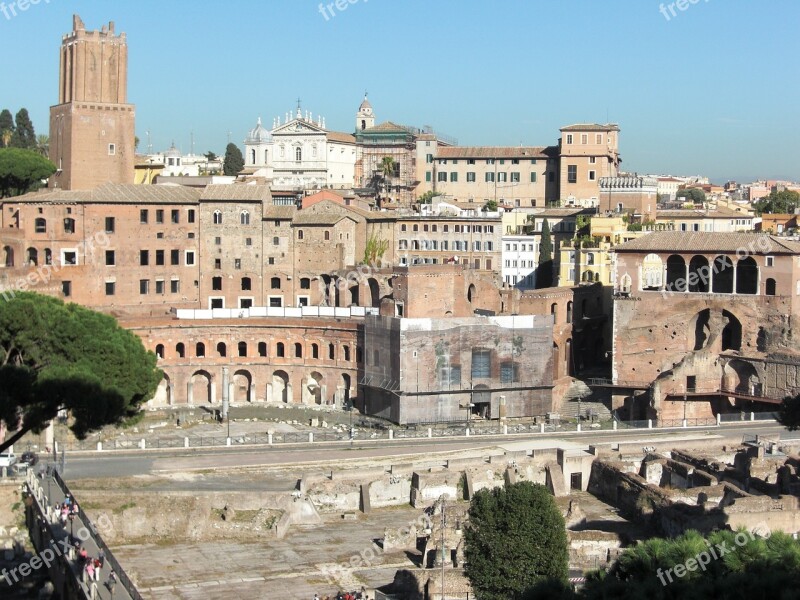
<box><xmin>11</xmin><ymin>108</ymin><xmax>36</xmax><ymax>149</ymax></box>
<box><xmin>0</xmin><ymin>109</ymin><xmax>14</xmax><ymax>148</ymax></box>
<box><xmin>536</xmin><ymin>218</ymin><xmax>554</xmax><ymax>288</ymax></box>
<box><xmin>223</xmin><ymin>143</ymin><xmax>244</xmax><ymax>176</ymax></box>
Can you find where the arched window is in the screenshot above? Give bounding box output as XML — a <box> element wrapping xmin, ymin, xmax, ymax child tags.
<box><xmin>34</xmin><ymin>218</ymin><xmax>46</xmax><ymax>233</ymax></box>
<box><xmin>242</xmin><ymin>277</ymin><xmax>252</xmax><ymax>291</ymax></box>
<box><xmin>766</xmin><ymin>278</ymin><xmax>776</xmax><ymax>296</ymax></box>
<box><xmin>294</xmin><ymin>343</ymin><xmax>303</xmax><ymax>358</ymax></box>
<box><xmin>176</xmin><ymin>342</ymin><xmax>185</xmax><ymax>358</ymax></box>
<box><xmin>328</xmin><ymin>343</ymin><xmax>335</xmax><ymax>360</ymax></box>
<box><xmin>324</xmin><ymin>231</ymin><xmax>330</xmax><ymax>241</ymax></box>
<box><xmin>566</xmin><ymin>301</ymin><xmax>573</xmax><ymax>322</ymax></box>
<box><xmin>196</xmin><ymin>342</ymin><xmax>205</xmax><ymax>357</ymax></box>
<box><xmin>276</xmin><ymin>342</ymin><xmax>285</xmax><ymax>358</ymax></box>
<box><xmin>63</xmin><ymin>218</ymin><xmax>75</xmax><ymax>233</ymax></box>
<box><xmin>298</xmin><ymin>230</ymin><xmax>304</xmax><ymax>240</ymax></box>
<box><xmin>2</xmin><ymin>246</ymin><xmax>12</xmax><ymax>267</ymax></box>
<box><xmin>240</xmin><ymin>210</ymin><xmax>250</xmax><ymax>225</ymax></box>
<box><xmin>155</xmin><ymin>344</ymin><xmax>164</xmax><ymax>359</ymax></box>
<box><xmin>250</xmin><ymin>149</ymin><xmax>255</xmax><ymax>164</ymax></box>
<box><xmin>217</xmin><ymin>342</ymin><xmax>227</xmax><ymax>357</ymax></box>
<box><xmin>295</xmin><ymin>147</ymin><xmax>302</xmax><ymax>161</ymax></box>
<box><xmin>258</xmin><ymin>342</ymin><xmax>267</xmax><ymax>357</ymax></box>
<box><xmin>44</xmin><ymin>248</ymin><xmax>52</xmax><ymax>265</ymax></box>
<box><xmin>271</xmin><ymin>277</ymin><xmax>281</xmax><ymax>290</ymax></box>
<box><xmin>312</xmin><ymin>343</ymin><xmax>319</xmax><ymax>359</ymax></box>
<box><xmin>213</xmin><ymin>210</ymin><xmax>222</xmax><ymax>225</ymax></box>
<box><xmin>238</xmin><ymin>342</ymin><xmax>247</xmax><ymax>357</ymax></box>
<box><xmin>26</xmin><ymin>247</ymin><xmax>38</xmax><ymax>266</ymax></box>
<box><xmin>343</xmin><ymin>346</ymin><xmax>351</xmax><ymax>361</ymax></box>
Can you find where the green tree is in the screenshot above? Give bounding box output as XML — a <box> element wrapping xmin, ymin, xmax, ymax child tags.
<box><xmin>676</xmin><ymin>187</ymin><xmax>706</xmax><ymax>205</ymax></box>
<box><xmin>754</xmin><ymin>189</ymin><xmax>800</xmax><ymax>215</ymax></box>
<box><xmin>134</xmin><ymin>136</ymin><xmax>140</xmax><ymax>152</ymax></box>
<box><xmin>464</xmin><ymin>482</ymin><xmax>569</xmax><ymax>600</ymax></box>
<box><xmin>223</xmin><ymin>143</ymin><xmax>244</xmax><ymax>176</ymax></box>
<box><xmin>536</xmin><ymin>218</ymin><xmax>553</xmax><ymax>288</ymax></box>
<box><xmin>11</xmin><ymin>108</ymin><xmax>35</xmax><ymax>149</ymax></box>
<box><xmin>363</xmin><ymin>233</ymin><xmax>389</xmax><ymax>266</ymax></box>
<box><xmin>777</xmin><ymin>392</ymin><xmax>800</xmax><ymax>430</ymax></box>
<box><xmin>379</xmin><ymin>156</ymin><xmax>396</xmax><ymax>193</ymax></box>
<box><xmin>0</xmin><ymin>109</ymin><xmax>13</xmax><ymax>148</ymax></box>
<box><xmin>204</xmin><ymin>151</ymin><xmax>218</xmax><ymax>161</ymax></box>
<box><xmin>418</xmin><ymin>190</ymin><xmax>441</xmax><ymax>204</ymax></box>
<box><xmin>35</xmin><ymin>135</ymin><xmax>49</xmax><ymax>157</ymax></box>
<box><xmin>0</xmin><ymin>148</ymin><xmax>56</xmax><ymax>198</ymax></box>
<box><xmin>484</xmin><ymin>199</ymin><xmax>498</xmax><ymax>212</ymax></box>
<box><xmin>0</xmin><ymin>292</ymin><xmax>162</xmax><ymax>454</ymax></box>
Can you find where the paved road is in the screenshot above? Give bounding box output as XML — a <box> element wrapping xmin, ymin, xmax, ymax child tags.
<box><xmin>60</xmin><ymin>421</ymin><xmax>789</xmax><ymax>481</ymax></box>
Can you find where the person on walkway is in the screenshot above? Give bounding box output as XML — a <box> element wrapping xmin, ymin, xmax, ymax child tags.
<box><xmin>106</xmin><ymin>569</ymin><xmax>117</xmax><ymax>593</ymax></box>
<box><xmin>98</xmin><ymin>549</ymin><xmax>106</xmax><ymax>568</ymax></box>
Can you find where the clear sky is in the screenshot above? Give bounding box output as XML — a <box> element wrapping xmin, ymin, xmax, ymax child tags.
<box><xmin>1</xmin><ymin>0</ymin><xmax>798</xmax><ymax>183</ymax></box>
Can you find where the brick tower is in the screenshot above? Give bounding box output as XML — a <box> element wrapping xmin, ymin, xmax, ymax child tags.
<box><xmin>49</xmin><ymin>14</ymin><xmax>135</xmax><ymax>190</ymax></box>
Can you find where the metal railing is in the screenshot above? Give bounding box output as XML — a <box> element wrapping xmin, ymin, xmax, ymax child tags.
<box><xmin>52</xmin><ymin>470</ymin><xmax>143</xmax><ymax>600</ymax></box>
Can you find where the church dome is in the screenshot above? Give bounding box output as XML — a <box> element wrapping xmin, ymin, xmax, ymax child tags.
<box><xmin>246</xmin><ymin>117</ymin><xmax>271</xmax><ymax>144</ymax></box>
<box><xmin>165</xmin><ymin>143</ymin><xmax>181</xmax><ymax>158</ymax></box>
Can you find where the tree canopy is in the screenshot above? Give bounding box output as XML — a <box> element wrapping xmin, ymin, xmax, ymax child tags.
<box><xmin>754</xmin><ymin>189</ymin><xmax>800</xmax><ymax>215</ymax></box>
<box><xmin>0</xmin><ymin>109</ymin><xmax>13</xmax><ymax>147</ymax></box>
<box><xmin>11</xmin><ymin>108</ymin><xmax>35</xmax><ymax>150</ymax></box>
<box><xmin>777</xmin><ymin>392</ymin><xmax>800</xmax><ymax>430</ymax></box>
<box><xmin>0</xmin><ymin>148</ymin><xmax>56</xmax><ymax>198</ymax></box>
<box><xmin>527</xmin><ymin>528</ymin><xmax>800</xmax><ymax>600</ymax></box>
<box><xmin>223</xmin><ymin>143</ymin><xmax>244</xmax><ymax>176</ymax></box>
<box><xmin>0</xmin><ymin>292</ymin><xmax>162</xmax><ymax>453</ymax></box>
<box><xmin>676</xmin><ymin>187</ymin><xmax>706</xmax><ymax>204</ymax></box>
<box><xmin>536</xmin><ymin>218</ymin><xmax>554</xmax><ymax>288</ymax></box>
<box><xmin>464</xmin><ymin>481</ymin><xmax>568</xmax><ymax>600</ymax></box>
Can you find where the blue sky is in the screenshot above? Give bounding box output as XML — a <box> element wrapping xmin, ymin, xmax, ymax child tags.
<box><xmin>1</xmin><ymin>0</ymin><xmax>798</xmax><ymax>183</ymax></box>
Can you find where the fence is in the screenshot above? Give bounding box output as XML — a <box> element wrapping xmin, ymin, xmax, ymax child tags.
<box><xmin>52</xmin><ymin>469</ymin><xmax>144</xmax><ymax>600</ymax></box>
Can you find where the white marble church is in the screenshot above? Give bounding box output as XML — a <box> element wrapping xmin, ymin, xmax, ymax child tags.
<box><xmin>244</xmin><ymin>102</ymin><xmax>358</xmax><ymax>192</ymax></box>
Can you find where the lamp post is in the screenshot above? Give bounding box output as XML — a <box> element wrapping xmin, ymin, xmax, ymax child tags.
<box><xmin>440</xmin><ymin>495</ymin><xmax>446</xmax><ymax>600</ymax></box>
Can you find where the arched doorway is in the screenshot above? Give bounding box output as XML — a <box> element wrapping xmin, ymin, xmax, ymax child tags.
<box><xmin>152</xmin><ymin>374</ymin><xmax>172</xmax><ymax>407</ymax></box>
<box><xmin>350</xmin><ymin>284</ymin><xmax>359</xmax><ymax>306</ymax></box>
<box><xmin>304</xmin><ymin>371</ymin><xmax>324</xmax><ymax>405</ymax></box>
<box><xmin>3</xmin><ymin>246</ymin><xmax>14</xmax><ymax>267</ymax></box>
<box><xmin>233</xmin><ymin>370</ymin><xmax>253</xmax><ymax>403</ymax></box>
<box><xmin>736</xmin><ymin>257</ymin><xmax>758</xmax><ymax>295</ymax></box>
<box><xmin>712</xmin><ymin>256</ymin><xmax>733</xmax><ymax>294</ymax></box>
<box><xmin>666</xmin><ymin>255</ymin><xmax>686</xmax><ymax>292</ymax></box>
<box><xmin>766</xmin><ymin>278</ymin><xmax>776</xmax><ymax>296</ymax></box>
<box><xmin>472</xmin><ymin>385</ymin><xmax>491</xmax><ymax>419</ymax></box>
<box><xmin>341</xmin><ymin>373</ymin><xmax>352</xmax><ymax>408</ymax></box>
<box><xmin>721</xmin><ymin>310</ymin><xmax>742</xmax><ymax>351</ymax></box>
<box><xmin>272</xmin><ymin>370</ymin><xmax>289</xmax><ymax>403</ymax></box>
<box><xmin>368</xmin><ymin>278</ymin><xmax>380</xmax><ymax>308</ymax></box>
<box><xmin>189</xmin><ymin>370</ymin><xmax>213</xmax><ymax>404</ymax></box>
<box><xmin>688</xmin><ymin>256</ymin><xmax>710</xmax><ymax>293</ymax></box>
<box><xmin>724</xmin><ymin>359</ymin><xmax>761</xmax><ymax>395</ymax></box>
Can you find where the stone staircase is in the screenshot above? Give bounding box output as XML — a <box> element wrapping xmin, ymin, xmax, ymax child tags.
<box><xmin>557</xmin><ymin>380</ymin><xmax>613</xmax><ymax>421</ymax></box>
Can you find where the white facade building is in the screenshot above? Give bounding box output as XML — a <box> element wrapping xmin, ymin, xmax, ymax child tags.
<box><xmin>244</xmin><ymin>106</ymin><xmax>357</xmax><ymax>192</ymax></box>
<box><xmin>502</xmin><ymin>235</ymin><xmax>539</xmax><ymax>289</ymax></box>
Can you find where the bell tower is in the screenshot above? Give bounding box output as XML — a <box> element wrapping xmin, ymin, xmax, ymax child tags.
<box><xmin>49</xmin><ymin>14</ymin><xmax>135</xmax><ymax>190</ymax></box>
<box><xmin>356</xmin><ymin>94</ymin><xmax>374</xmax><ymax>132</ymax></box>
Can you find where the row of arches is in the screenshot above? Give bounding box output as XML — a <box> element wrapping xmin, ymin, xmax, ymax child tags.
<box><xmin>156</xmin><ymin>340</ymin><xmax>360</xmax><ymax>363</ymax></box>
<box><xmin>159</xmin><ymin>369</ymin><xmax>353</xmax><ymax>406</ymax></box>
<box><xmin>642</xmin><ymin>254</ymin><xmax>765</xmax><ymax>295</ymax></box>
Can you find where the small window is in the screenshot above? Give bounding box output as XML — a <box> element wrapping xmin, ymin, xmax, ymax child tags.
<box><xmin>212</xmin><ymin>276</ymin><xmax>222</xmax><ymax>291</ymax></box>
<box><xmin>766</xmin><ymin>256</ymin><xmax>775</xmax><ymax>267</ymax></box>
<box><xmin>176</xmin><ymin>342</ymin><xmax>185</xmax><ymax>358</ymax></box>
<box><xmin>140</xmin><ymin>250</ymin><xmax>149</xmax><ymax>266</ymax></box>
<box><xmin>300</xmin><ymin>277</ymin><xmax>311</xmax><ymax>290</ymax></box>
<box><xmin>238</xmin><ymin>342</ymin><xmax>247</xmax><ymax>357</ymax></box>
<box><xmin>324</xmin><ymin>231</ymin><xmax>330</xmax><ymax>241</ymax></box>
<box><xmin>63</xmin><ymin>218</ymin><xmax>75</xmax><ymax>233</ymax></box>
<box><xmin>62</xmin><ymin>281</ymin><xmax>71</xmax><ymax>297</ymax></box>
<box><xmin>171</xmin><ymin>209</ymin><xmax>179</xmax><ymax>224</ymax></box>
<box><xmin>139</xmin><ymin>279</ymin><xmax>149</xmax><ymax>295</ymax></box>
<box><xmin>35</xmin><ymin>218</ymin><xmax>46</xmax><ymax>233</ymax></box>
<box><xmin>298</xmin><ymin>230</ymin><xmax>304</xmax><ymax>240</ymax></box>
<box><xmin>214</xmin><ymin>258</ymin><xmax>221</xmax><ymax>269</ymax></box>
<box><xmin>240</xmin><ymin>210</ymin><xmax>250</xmax><ymax>225</ymax></box>
<box><xmin>276</xmin><ymin>342</ymin><xmax>285</xmax><ymax>357</ymax></box>
<box><xmin>213</xmin><ymin>210</ymin><xmax>222</xmax><ymax>225</ymax></box>
<box><xmin>185</xmin><ymin>251</ymin><xmax>195</xmax><ymax>266</ymax></box>
<box><xmin>196</xmin><ymin>342</ymin><xmax>205</xmax><ymax>357</ymax></box>
<box><xmin>271</xmin><ymin>277</ymin><xmax>281</xmax><ymax>289</ymax></box>
<box><xmin>242</xmin><ymin>277</ymin><xmax>252</xmax><ymax>291</ymax></box>
<box><xmin>258</xmin><ymin>342</ymin><xmax>267</xmax><ymax>357</ymax></box>
<box><xmin>171</xmin><ymin>249</ymin><xmax>180</xmax><ymax>265</ymax></box>
<box><xmin>188</xmin><ymin>209</ymin><xmax>196</xmax><ymax>223</ymax></box>
<box><xmin>294</xmin><ymin>343</ymin><xmax>303</xmax><ymax>358</ymax></box>
<box><xmin>105</xmin><ymin>281</ymin><xmax>115</xmax><ymax>296</ymax></box>
<box><xmin>155</xmin><ymin>280</ymin><xmax>164</xmax><ymax>294</ymax></box>
<box><xmin>217</xmin><ymin>342</ymin><xmax>227</xmax><ymax>357</ymax></box>
<box><xmin>105</xmin><ymin>217</ymin><xmax>115</xmax><ymax>233</ymax></box>
<box><xmin>170</xmin><ymin>279</ymin><xmax>180</xmax><ymax>293</ymax></box>
<box><xmin>156</xmin><ymin>209</ymin><xmax>164</xmax><ymax>224</ymax></box>
<box><xmin>140</xmin><ymin>209</ymin><xmax>149</xmax><ymax>224</ymax></box>
<box><xmin>156</xmin><ymin>250</ymin><xmax>165</xmax><ymax>266</ymax></box>
<box><xmin>105</xmin><ymin>250</ymin><xmax>115</xmax><ymax>266</ymax></box>
<box><xmin>108</xmin><ymin>143</ymin><xmax>116</xmax><ymax>155</ymax></box>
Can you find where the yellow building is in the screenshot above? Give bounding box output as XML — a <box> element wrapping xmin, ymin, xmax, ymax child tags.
<box><xmin>558</xmin><ymin>216</ymin><xmax>646</xmax><ymax>286</ymax></box>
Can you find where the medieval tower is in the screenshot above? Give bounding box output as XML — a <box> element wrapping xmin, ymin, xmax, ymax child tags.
<box><xmin>49</xmin><ymin>14</ymin><xmax>135</xmax><ymax>190</ymax></box>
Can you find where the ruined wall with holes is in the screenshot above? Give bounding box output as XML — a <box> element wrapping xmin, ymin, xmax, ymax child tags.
<box><xmin>613</xmin><ymin>290</ymin><xmax>798</xmax><ymax>419</ymax></box>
